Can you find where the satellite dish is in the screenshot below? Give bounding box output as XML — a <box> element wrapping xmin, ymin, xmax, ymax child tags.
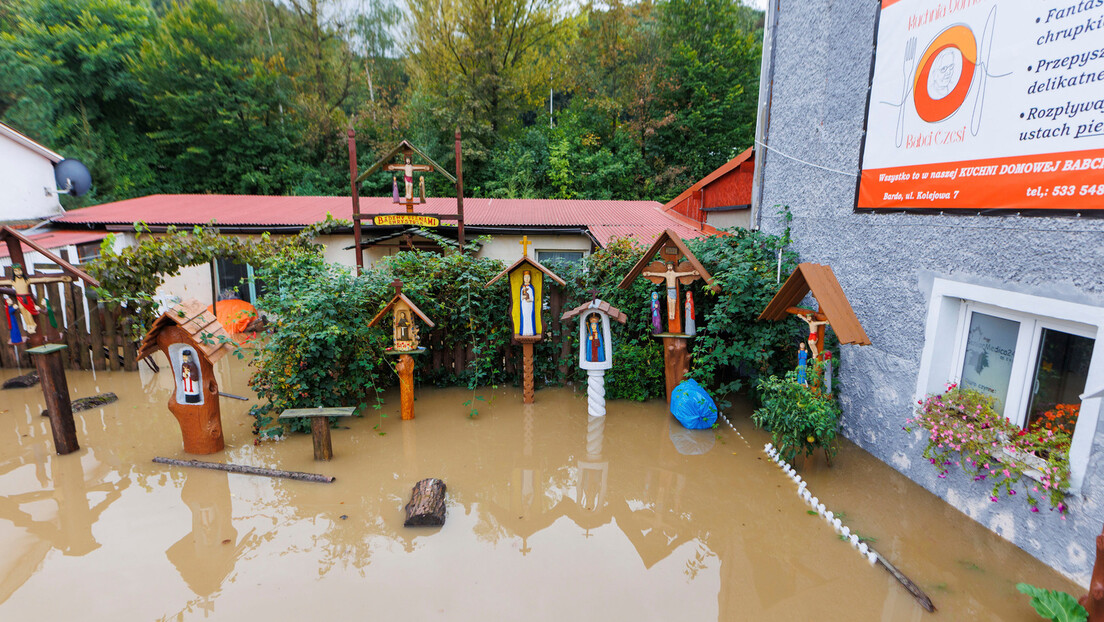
<box><xmin>54</xmin><ymin>159</ymin><xmax>92</xmax><ymax>196</ymax></box>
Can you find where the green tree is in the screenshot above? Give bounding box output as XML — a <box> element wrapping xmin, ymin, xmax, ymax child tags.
<box><xmin>130</xmin><ymin>0</ymin><xmax>302</xmax><ymax>194</ymax></box>
<box><xmin>0</xmin><ymin>0</ymin><xmax>155</xmax><ymax>203</ymax></box>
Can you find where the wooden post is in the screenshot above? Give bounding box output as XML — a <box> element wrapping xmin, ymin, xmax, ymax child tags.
<box><xmin>1082</xmin><ymin>522</ymin><xmax>1104</xmax><ymax>622</ymax></box>
<box><xmin>310</xmin><ymin>416</ymin><xmax>333</xmax><ymax>461</ymax></box>
<box><xmin>662</xmin><ymin>336</ymin><xmax>690</xmax><ymax>404</ymax></box>
<box><xmin>348</xmin><ymin>125</ymin><xmax>363</xmax><ymax>275</ymax></box>
<box><xmin>30</xmin><ymin>345</ymin><xmax>79</xmax><ymax>455</ymax></box>
<box><xmin>455</xmin><ymin>128</ymin><xmax>465</xmax><ymax>253</ymax></box>
<box><xmin>397</xmin><ymin>353</ymin><xmax>415</xmax><ymax>420</ymax></box>
<box><xmin>516</xmin><ymin>335</ymin><xmax>541</xmax><ymax>404</ymax></box>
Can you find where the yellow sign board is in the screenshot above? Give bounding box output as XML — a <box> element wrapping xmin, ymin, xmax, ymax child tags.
<box><xmin>373</xmin><ymin>214</ymin><xmax>439</xmax><ymax>227</ymax></box>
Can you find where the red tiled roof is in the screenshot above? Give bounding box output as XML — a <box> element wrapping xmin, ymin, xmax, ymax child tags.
<box><xmin>0</xmin><ymin>230</ymin><xmax>108</xmax><ymax>259</ymax></box>
<box><xmin>55</xmin><ymin>195</ymin><xmax>713</xmax><ymax>247</ymax></box>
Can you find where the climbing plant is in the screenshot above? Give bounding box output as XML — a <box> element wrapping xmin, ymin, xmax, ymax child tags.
<box><xmin>87</xmin><ymin>215</ymin><xmax>349</xmax><ymax>329</ymax></box>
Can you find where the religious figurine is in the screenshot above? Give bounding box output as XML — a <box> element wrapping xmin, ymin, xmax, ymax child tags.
<box><xmin>684</xmin><ymin>291</ymin><xmax>696</xmax><ymax>336</ymax></box>
<box><xmin>519</xmin><ymin>270</ymin><xmax>536</xmax><ymax>336</ymax></box>
<box><xmin>642</xmin><ymin>261</ymin><xmax>700</xmax><ymax>333</ymax></box>
<box><xmin>368</xmin><ymin>280</ymin><xmax>436</xmax><ymax>419</ymax></box>
<box><xmin>395</xmin><ymin>310</ymin><xmax>411</xmax><ymax>342</ymax></box>
<box><xmin>392</xmin><ymin>176</ymin><xmax>399</xmax><ymax>203</ymax></box>
<box><xmin>798</xmin><ymin>312</ymin><xmax>830</xmax><ymax>359</ymax></box>
<box><xmin>561</xmin><ymin>299</ymin><xmax>627</xmax><ymax>417</ymax></box>
<box><xmin>650</xmin><ymin>291</ymin><xmax>662</xmax><ymax>334</ymax></box>
<box><xmin>797</xmin><ymin>342</ymin><xmax>808</xmax><ymax>385</ymax></box>
<box><xmin>4</xmin><ymin>295</ymin><xmax>23</xmax><ymax>345</ymax></box>
<box><xmin>585</xmin><ymin>313</ymin><xmax>605</xmax><ymax>363</ymax></box>
<box><xmin>179</xmin><ymin>349</ymin><xmax>203</xmax><ymax>404</ymax></box>
<box><xmin>8</xmin><ymin>264</ymin><xmax>39</xmax><ymax>334</ymax></box>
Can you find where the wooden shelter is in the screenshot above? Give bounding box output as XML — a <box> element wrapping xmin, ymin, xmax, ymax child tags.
<box><xmin>368</xmin><ymin>280</ymin><xmax>435</xmax><ymax>420</ymax></box>
<box><xmin>758</xmin><ymin>263</ymin><xmax>871</xmax><ymax>349</ymax></box>
<box><xmin>486</xmin><ymin>236</ymin><xmax>566</xmax><ymax>404</ymax></box>
<box><xmin>138</xmin><ymin>301</ymin><xmax>235</xmax><ymax>454</ymax></box>
<box><xmin>368</xmin><ymin>283</ymin><xmax>435</xmax><ymax>352</ymax></box>
<box><xmin>560</xmin><ymin>299</ymin><xmax>628</xmax><ymax>325</ymax></box>
<box><xmin>486</xmin><ymin>246</ymin><xmax>567</xmax><ymax>339</ymax></box>
<box><xmin>616</xmin><ymin>229</ymin><xmax>719</xmax><ymax>293</ymax></box>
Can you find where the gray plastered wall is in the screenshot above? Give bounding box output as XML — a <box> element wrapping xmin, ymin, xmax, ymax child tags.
<box><xmin>755</xmin><ymin>0</ymin><xmax>1104</xmax><ymax>586</ymax></box>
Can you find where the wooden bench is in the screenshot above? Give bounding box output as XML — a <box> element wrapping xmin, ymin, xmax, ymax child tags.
<box><xmin>278</xmin><ymin>407</ymin><xmax>355</xmax><ymax>461</ymax></box>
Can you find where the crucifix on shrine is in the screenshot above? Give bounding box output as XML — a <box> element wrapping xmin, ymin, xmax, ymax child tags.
<box><xmin>1</xmin><ymin>262</ymin><xmax>71</xmax><ymax>343</ymax></box>
<box><xmin>618</xmin><ymin>230</ymin><xmax>718</xmax><ymax>403</ymax></box>
<box><xmin>384</xmin><ymin>152</ymin><xmax>433</xmax><ymax>212</ymax></box>
<box><xmin>1</xmin><ymin>226</ymin><xmax>101</xmax><ymax>455</ymax></box>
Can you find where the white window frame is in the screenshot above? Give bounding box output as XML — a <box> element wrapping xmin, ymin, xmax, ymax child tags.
<box><xmin>916</xmin><ymin>278</ymin><xmax>1104</xmax><ymax>493</ymax></box>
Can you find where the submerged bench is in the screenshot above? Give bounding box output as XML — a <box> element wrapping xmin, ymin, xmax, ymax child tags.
<box><xmin>278</xmin><ymin>407</ymin><xmax>356</xmax><ymax>461</ymax></box>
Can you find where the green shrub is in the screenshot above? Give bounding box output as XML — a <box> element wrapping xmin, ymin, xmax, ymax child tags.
<box><xmin>752</xmin><ymin>368</ymin><xmax>841</xmax><ymax>463</ymax></box>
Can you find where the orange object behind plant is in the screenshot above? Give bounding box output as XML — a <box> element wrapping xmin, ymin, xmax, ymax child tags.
<box><xmin>207</xmin><ymin>299</ymin><xmax>257</xmax><ymax>335</ymax></box>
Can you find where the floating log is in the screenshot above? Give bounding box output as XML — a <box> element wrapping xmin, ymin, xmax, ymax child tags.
<box><xmin>874</xmin><ymin>551</ymin><xmax>936</xmax><ymax>613</ymax></box>
<box><xmin>42</xmin><ymin>392</ymin><xmax>118</xmax><ymax>416</ymax></box>
<box><xmin>404</xmin><ymin>478</ymin><xmax>447</xmax><ymax>526</ymax></box>
<box><xmin>2</xmin><ymin>371</ymin><xmax>39</xmax><ymax>389</ymax></box>
<box><xmin>153</xmin><ymin>457</ymin><xmax>335</xmax><ymax>483</ymax></box>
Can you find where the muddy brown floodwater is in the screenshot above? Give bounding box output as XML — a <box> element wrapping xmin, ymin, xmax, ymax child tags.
<box><xmin>0</xmin><ymin>357</ymin><xmax>1082</xmax><ymax>621</ymax></box>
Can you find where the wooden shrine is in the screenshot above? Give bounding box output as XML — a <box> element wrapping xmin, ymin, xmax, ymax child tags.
<box><xmin>561</xmin><ymin>298</ymin><xmax>628</xmax><ymax>417</ymax></box>
<box><xmin>348</xmin><ymin>136</ymin><xmax>467</xmax><ymax>273</ymax></box>
<box><xmin>1</xmin><ymin>225</ymin><xmax>100</xmax><ymax>455</ymax></box>
<box><xmin>369</xmin><ymin>280</ymin><xmax>435</xmax><ymax>420</ymax></box>
<box><xmin>138</xmin><ymin>301</ymin><xmax>237</xmax><ymax>454</ymax></box>
<box><xmin>758</xmin><ymin>263</ymin><xmax>871</xmax><ymax>389</ymax></box>
<box><xmin>485</xmin><ymin>236</ymin><xmax>566</xmax><ymax>404</ymax></box>
<box><xmin>617</xmin><ymin>229</ymin><xmax>718</xmax><ymax>403</ymax></box>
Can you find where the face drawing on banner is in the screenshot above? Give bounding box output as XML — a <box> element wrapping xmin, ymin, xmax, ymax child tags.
<box><xmin>927</xmin><ymin>47</ymin><xmax>962</xmax><ymax>101</ymax></box>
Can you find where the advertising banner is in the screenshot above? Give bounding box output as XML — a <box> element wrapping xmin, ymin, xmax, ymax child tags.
<box><xmin>858</xmin><ymin>0</ymin><xmax>1104</xmax><ymax>212</ymax></box>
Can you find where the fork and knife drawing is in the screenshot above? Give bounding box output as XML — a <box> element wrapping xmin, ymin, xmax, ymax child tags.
<box><xmin>893</xmin><ymin>6</ymin><xmax>996</xmax><ymax>148</ymax></box>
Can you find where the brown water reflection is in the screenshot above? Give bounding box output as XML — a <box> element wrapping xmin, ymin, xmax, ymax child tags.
<box><xmin>0</xmin><ymin>358</ymin><xmax>1081</xmax><ymax>621</ymax></box>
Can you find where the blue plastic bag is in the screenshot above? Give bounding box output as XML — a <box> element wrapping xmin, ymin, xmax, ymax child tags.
<box><xmin>670</xmin><ymin>379</ymin><xmax>718</xmax><ymax>430</ymax></box>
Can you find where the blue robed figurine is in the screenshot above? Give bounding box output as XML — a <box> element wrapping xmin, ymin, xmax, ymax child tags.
<box><xmin>585</xmin><ymin>313</ymin><xmax>605</xmax><ymax>363</ymax></box>
<box><xmin>797</xmin><ymin>341</ymin><xmax>808</xmax><ymax>385</ymax></box>
<box><xmin>4</xmin><ymin>295</ymin><xmax>23</xmax><ymax>345</ymax></box>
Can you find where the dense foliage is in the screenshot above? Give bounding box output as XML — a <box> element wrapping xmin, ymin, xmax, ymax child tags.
<box><xmin>244</xmin><ymin>227</ymin><xmax>799</xmax><ymax>436</ymax></box>
<box><xmin>906</xmin><ymin>385</ymin><xmax>1072</xmax><ymax>513</ymax></box>
<box><xmin>1</xmin><ymin>0</ymin><xmax>762</xmax><ymax>205</ymax></box>
<box><xmin>752</xmin><ymin>365</ymin><xmax>842</xmax><ymax>463</ymax></box>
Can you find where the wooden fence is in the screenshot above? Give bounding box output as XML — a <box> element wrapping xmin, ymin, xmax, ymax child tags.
<box><xmin>1</xmin><ymin>279</ymin><xmax>139</xmax><ymax>372</ymax></box>
<box><xmin>419</xmin><ymin>288</ymin><xmax>575</xmax><ymax>380</ymax></box>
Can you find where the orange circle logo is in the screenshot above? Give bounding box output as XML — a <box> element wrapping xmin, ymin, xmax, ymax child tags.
<box><xmin>913</xmin><ymin>25</ymin><xmax>977</xmax><ymax>122</ymax></box>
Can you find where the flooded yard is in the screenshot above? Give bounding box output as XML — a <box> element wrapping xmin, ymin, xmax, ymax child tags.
<box><xmin>0</xmin><ymin>357</ymin><xmax>1082</xmax><ymax>620</ymax></box>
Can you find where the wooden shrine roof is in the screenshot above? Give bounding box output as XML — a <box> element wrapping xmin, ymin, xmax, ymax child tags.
<box><xmin>485</xmin><ymin>255</ymin><xmax>567</xmax><ymax>287</ymax></box>
<box><xmin>356</xmin><ymin>139</ymin><xmax>457</xmax><ymax>184</ymax></box>
<box><xmin>560</xmin><ymin>299</ymin><xmax>628</xmax><ymax>324</ymax></box>
<box><xmin>616</xmin><ymin>229</ymin><xmax>718</xmax><ymax>291</ymax></box>
<box><xmin>758</xmin><ymin>263</ymin><xmax>871</xmax><ymax>346</ymax></box>
<box><xmin>137</xmin><ymin>300</ymin><xmax>235</xmax><ymax>363</ymax></box>
<box><xmin>368</xmin><ymin>291</ymin><xmax>435</xmax><ymax>328</ymax></box>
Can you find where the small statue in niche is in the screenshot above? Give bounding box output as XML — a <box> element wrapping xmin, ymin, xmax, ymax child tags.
<box><xmin>395</xmin><ymin>310</ymin><xmax>411</xmax><ymax>342</ymax></box>
<box><xmin>651</xmin><ymin>291</ymin><xmax>662</xmax><ymax>334</ymax></box>
<box><xmin>180</xmin><ymin>349</ymin><xmax>202</xmax><ymax>404</ymax></box>
<box><xmin>585</xmin><ymin>313</ymin><xmax>605</xmax><ymax>363</ymax></box>
<box><xmin>797</xmin><ymin>341</ymin><xmax>808</xmax><ymax>386</ymax></box>
<box><xmin>519</xmin><ymin>270</ymin><xmax>536</xmax><ymax>336</ymax></box>
<box><xmin>684</xmin><ymin>291</ymin><xmax>696</xmax><ymax>336</ymax></box>
<box><xmin>4</xmin><ymin>295</ymin><xmax>23</xmax><ymax>344</ymax></box>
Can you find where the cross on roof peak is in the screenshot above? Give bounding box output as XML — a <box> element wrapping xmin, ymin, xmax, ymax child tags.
<box><xmin>391</xmin><ymin>279</ymin><xmax>403</xmax><ymax>295</ymax></box>
<box><xmin>519</xmin><ymin>235</ymin><xmax>532</xmax><ymax>257</ymax></box>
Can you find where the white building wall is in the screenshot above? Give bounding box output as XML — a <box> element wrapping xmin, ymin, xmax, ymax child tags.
<box><xmin>0</xmin><ymin>135</ymin><xmax>62</xmax><ymax>222</ymax></box>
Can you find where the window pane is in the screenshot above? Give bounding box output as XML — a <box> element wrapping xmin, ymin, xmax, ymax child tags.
<box><xmin>536</xmin><ymin>251</ymin><xmax>584</xmax><ymax>264</ymax></box>
<box><xmin>1025</xmin><ymin>329</ymin><xmax>1094</xmax><ymax>435</ymax></box>
<box><xmin>216</xmin><ymin>258</ymin><xmax>250</xmax><ymax>303</ymax></box>
<box><xmin>960</xmin><ymin>312</ymin><xmax>1020</xmax><ymax>414</ymax></box>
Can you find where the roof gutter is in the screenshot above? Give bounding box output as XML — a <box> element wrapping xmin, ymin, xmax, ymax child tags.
<box><xmin>749</xmin><ymin>0</ymin><xmax>780</xmax><ymax>231</ymax></box>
